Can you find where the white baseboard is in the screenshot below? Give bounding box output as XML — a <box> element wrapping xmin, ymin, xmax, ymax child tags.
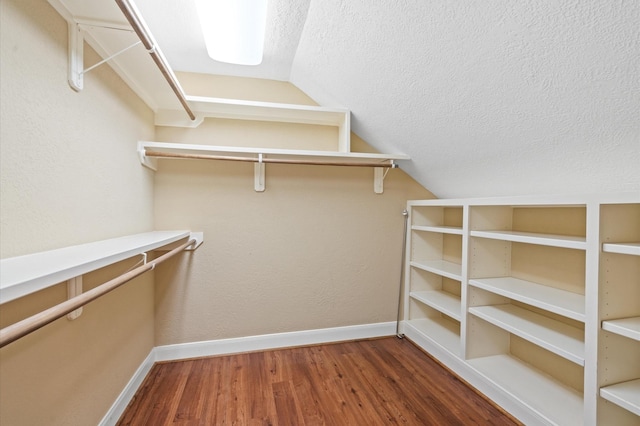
<box><xmin>100</xmin><ymin>321</ymin><xmax>396</xmax><ymax>425</ymax></box>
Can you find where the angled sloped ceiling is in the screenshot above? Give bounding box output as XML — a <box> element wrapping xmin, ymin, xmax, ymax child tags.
<box><xmin>290</xmin><ymin>0</ymin><xmax>640</xmax><ymax>198</ymax></box>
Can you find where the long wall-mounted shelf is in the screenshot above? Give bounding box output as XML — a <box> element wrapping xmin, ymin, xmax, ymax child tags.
<box><xmin>138</xmin><ymin>141</ymin><xmax>410</xmax><ymax>194</ymax></box>
<box><xmin>0</xmin><ymin>231</ymin><xmax>203</xmax><ymax>305</ymax></box>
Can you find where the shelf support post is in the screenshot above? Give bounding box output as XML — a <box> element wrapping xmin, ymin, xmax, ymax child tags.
<box><xmin>255</xmin><ymin>154</ymin><xmax>266</xmax><ymax>192</ymax></box>
<box><xmin>66</xmin><ymin>276</ymin><xmax>83</xmax><ymax>320</ymax></box>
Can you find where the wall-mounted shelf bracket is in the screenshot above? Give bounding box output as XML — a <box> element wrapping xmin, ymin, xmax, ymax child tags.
<box><xmin>66</xmin><ymin>276</ymin><xmax>83</xmax><ymax>320</ymax></box>
<box><xmin>255</xmin><ymin>154</ymin><xmax>266</xmax><ymax>192</ymax></box>
<box><xmin>374</xmin><ymin>165</ymin><xmax>394</xmax><ymax>194</ymax></box>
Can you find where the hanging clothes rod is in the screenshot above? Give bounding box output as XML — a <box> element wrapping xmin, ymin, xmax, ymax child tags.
<box><xmin>144</xmin><ymin>150</ymin><xmax>399</xmax><ymax>168</ymax></box>
<box><xmin>0</xmin><ymin>238</ymin><xmax>196</xmax><ymax>349</ymax></box>
<box><xmin>114</xmin><ymin>0</ymin><xmax>196</xmax><ymax>121</ymax></box>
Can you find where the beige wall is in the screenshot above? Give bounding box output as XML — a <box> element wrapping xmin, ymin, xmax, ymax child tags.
<box><xmin>153</xmin><ymin>75</ymin><xmax>432</xmax><ymax>345</ymax></box>
<box><xmin>0</xmin><ymin>0</ymin><xmax>156</xmax><ymax>424</ymax></box>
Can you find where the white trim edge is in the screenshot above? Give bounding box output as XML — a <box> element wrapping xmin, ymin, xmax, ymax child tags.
<box><xmin>99</xmin><ymin>322</ymin><xmax>395</xmax><ymax>425</ymax></box>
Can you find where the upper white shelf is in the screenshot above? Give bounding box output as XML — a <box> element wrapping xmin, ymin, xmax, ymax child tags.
<box><xmin>410</xmin><ymin>290</ymin><xmax>462</xmax><ymax>321</ymax></box>
<box><xmin>138</xmin><ymin>141</ymin><xmax>410</xmax><ymax>170</ymax></box>
<box><xmin>602</xmin><ymin>242</ymin><xmax>640</xmax><ymax>256</ymax></box>
<box><xmin>470</xmin><ymin>230</ymin><xmax>587</xmax><ymax>250</ymax></box>
<box><xmin>0</xmin><ymin>231</ymin><xmax>200</xmax><ymax>304</ymax></box>
<box><xmin>602</xmin><ymin>317</ymin><xmax>640</xmax><ymax>341</ymax></box>
<box><xmin>410</xmin><ymin>260</ymin><xmax>463</xmax><ymax>281</ymax></box>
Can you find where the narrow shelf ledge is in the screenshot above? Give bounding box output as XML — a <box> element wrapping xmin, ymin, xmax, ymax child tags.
<box><xmin>469</xmin><ymin>304</ymin><xmax>585</xmax><ymax>365</ymax></box>
<box><xmin>602</xmin><ymin>242</ymin><xmax>640</xmax><ymax>256</ymax></box>
<box><xmin>410</xmin><ymin>290</ymin><xmax>461</xmax><ymax>321</ymax></box>
<box><xmin>602</xmin><ymin>317</ymin><xmax>640</xmax><ymax>341</ymax></box>
<box><xmin>470</xmin><ymin>230</ymin><xmax>587</xmax><ymax>250</ymax></box>
<box><xmin>411</xmin><ymin>225</ymin><xmax>463</xmax><ymax>235</ymax></box>
<box><xmin>600</xmin><ymin>379</ymin><xmax>640</xmax><ymax>416</ymax></box>
<box><xmin>409</xmin><ymin>260</ymin><xmax>462</xmax><ymax>281</ymax></box>
<box><xmin>469</xmin><ymin>277</ymin><xmax>586</xmax><ymax>322</ymax></box>
<box><xmin>468</xmin><ymin>354</ymin><xmax>584</xmax><ymax>426</ymax></box>
<box><xmin>0</xmin><ymin>231</ymin><xmax>201</xmax><ymax>304</ymax></box>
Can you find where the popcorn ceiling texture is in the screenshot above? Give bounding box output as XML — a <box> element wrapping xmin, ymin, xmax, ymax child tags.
<box><xmin>290</xmin><ymin>0</ymin><xmax>640</xmax><ymax>198</ymax></box>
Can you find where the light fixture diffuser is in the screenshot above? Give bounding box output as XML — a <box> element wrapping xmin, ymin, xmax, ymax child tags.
<box><xmin>195</xmin><ymin>0</ymin><xmax>268</xmax><ymax>66</ymax></box>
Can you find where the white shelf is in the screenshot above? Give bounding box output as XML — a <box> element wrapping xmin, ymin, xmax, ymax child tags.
<box><xmin>409</xmin><ymin>260</ymin><xmax>462</xmax><ymax>281</ymax></box>
<box><xmin>602</xmin><ymin>317</ymin><xmax>640</xmax><ymax>341</ymax></box>
<box><xmin>602</xmin><ymin>242</ymin><xmax>640</xmax><ymax>256</ymax></box>
<box><xmin>0</xmin><ymin>231</ymin><xmax>196</xmax><ymax>304</ymax></box>
<box><xmin>600</xmin><ymin>379</ymin><xmax>640</xmax><ymax>416</ymax></box>
<box><xmin>468</xmin><ymin>354</ymin><xmax>584</xmax><ymax>426</ymax></box>
<box><xmin>469</xmin><ymin>277</ymin><xmax>585</xmax><ymax>322</ymax></box>
<box><xmin>410</xmin><ymin>290</ymin><xmax>461</xmax><ymax>321</ymax></box>
<box><xmin>469</xmin><ymin>304</ymin><xmax>585</xmax><ymax>365</ymax></box>
<box><xmin>405</xmin><ymin>317</ymin><xmax>460</xmax><ymax>356</ymax></box>
<box><xmin>411</xmin><ymin>225</ymin><xmax>463</xmax><ymax>235</ymax></box>
<box><xmin>470</xmin><ymin>230</ymin><xmax>587</xmax><ymax>250</ymax></box>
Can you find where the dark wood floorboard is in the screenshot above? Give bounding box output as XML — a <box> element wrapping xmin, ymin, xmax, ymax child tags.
<box><xmin>117</xmin><ymin>337</ymin><xmax>521</xmax><ymax>425</ymax></box>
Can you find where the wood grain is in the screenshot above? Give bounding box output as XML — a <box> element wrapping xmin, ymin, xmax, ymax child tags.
<box><xmin>117</xmin><ymin>337</ymin><xmax>521</xmax><ymax>425</ymax></box>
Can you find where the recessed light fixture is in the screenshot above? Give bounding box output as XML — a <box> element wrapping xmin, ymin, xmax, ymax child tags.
<box><xmin>194</xmin><ymin>0</ymin><xmax>268</xmax><ymax>66</ymax></box>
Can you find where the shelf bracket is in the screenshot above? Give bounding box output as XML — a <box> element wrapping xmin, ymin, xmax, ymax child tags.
<box><xmin>255</xmin><ymin>154</ymin><xmax>266</xmax><ymax>192</ymax></box>
<box><xmin>66</xmin><ymin>276</ymin><xmax>83</xmax><ymax>320</ymax></box>
<box><xmin>373</xmin><ymin>161</ymin><xmax>396</xmax><ymax>194</ymax></box>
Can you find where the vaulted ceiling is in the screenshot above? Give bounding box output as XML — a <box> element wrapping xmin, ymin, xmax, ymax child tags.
<box><xmin>58</xmin><ymin>0</ymin><xmax>640</xmax><ymax>198</ymax></box>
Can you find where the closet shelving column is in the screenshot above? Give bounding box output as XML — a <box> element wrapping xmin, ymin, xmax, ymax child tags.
<box><xmin>402</xmin><ymin>200</ymin><xmax>466</xmax><ymax>358</ymax></box>
<box><xmin>465</xmin><ymin>203</ymin><xmax>588</xmax><ymax>426</ymax></box>
<box><xmin>598</xmin><ymin>202</ymin><xmax>640</xmax><ymax>424</ymax></box>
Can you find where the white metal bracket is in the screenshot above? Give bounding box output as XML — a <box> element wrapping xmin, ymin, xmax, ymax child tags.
<box><xmin>68</xmin><ymin>22</ymin><xmax>84</xmax><ymax>91</ymax></box>
<box><xmin>254</xmin><ymin>154</ymin><xmax>266</xmax><ymax>192</ymax></box>
<box><xmin>185</xmin><ymin>232</ymin><xmax>204</xmax><ymax>251</ymax></box>
<box><xmin>66</xmin><ymin>276</ymin><xmax>83</xmax><ymax>320</ymax></box>
<box><xmin>373</xmin><ymin>162</ymin><xmax>396</xmax><ymax>194</ymax></box>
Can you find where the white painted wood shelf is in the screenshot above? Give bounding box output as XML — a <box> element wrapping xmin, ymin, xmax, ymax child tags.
<box><xmin>469</xmin><ymin>304</ymin><xmax>585</xmax><ymax>365</ymax></box>
<box><xmin>404</xmin><ymin>317</ymin><xmax>460</xmax><ymax>356</ymax></box>
<box><xmin>468</xmin><ymin>354</ymin><xmax>584</xmax><ymax>426</ymax></box>
<box><xmin>0</xmin><ymin>231</ymin><xmax>201</xmax><ymax>304</ymax></box>
<box><xmin>470</xmin><ymin>230</ymin><xmax>587</xmax><ymax>250</ymax></box>
<box><xmin>410</xmin><ymin>290</ymin><xmax>461</xmax><ymax>321</ymax></box>
<box><xmin>600</xmin><ymin>379</ymin><xmax>640</xmax><ymax>416</ymax></box>
<box><xmin>409</xmin><ymin>260</ymin><xmax>463</xmax><ymax>281</ymax></box>
<box><xmin>469</xmin><ymin>277</ymin><xmax>586</xmax><ymax>322</ymax></box>
<box><xmin>602</xmin><ymin>317</ymin><xmax>640</xmax><ymax>341</ymax></box>
<box><xmin>602</xmin><ymin>242</ymin><xmax>640</xmax><ymax>256</ymax></box>
<box><xmin>411</xmin><ymin>225</ymin><xmax>463</xmax><ymax>235</ymax></box>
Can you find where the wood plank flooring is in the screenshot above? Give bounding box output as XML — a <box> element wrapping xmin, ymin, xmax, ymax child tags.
<box><xmin>117</xmin><ymin>337</ymin><xmax>520</xmax><ymax>425</ymax></box>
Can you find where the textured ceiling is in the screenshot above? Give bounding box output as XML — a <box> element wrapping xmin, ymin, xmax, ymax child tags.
<box><xmin>75</xmin><ymin>0</ymin><xmax>640</xmax><ymax>198</ymax></box>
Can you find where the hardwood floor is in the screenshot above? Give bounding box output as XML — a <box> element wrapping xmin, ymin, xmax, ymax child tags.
<box><xmin>118</xmin><ymin>337</ymin><xmax>520</xmax><ymax>425</ymax></box>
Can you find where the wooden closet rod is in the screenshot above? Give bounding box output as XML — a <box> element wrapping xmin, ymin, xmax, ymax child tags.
<box><xmin>115</xmin><ymin>0</ymin><xmax>196</xmax><ymax>121</ymax></box>
<box><xmin>0</xmin><ymin>238</ymin><xmax>196</xmax><ymax>349</ymax></box>
<box><xmin>145</xmin><ymin>150</ymin><xmax>399</xmax><ymax>168</ymax></box>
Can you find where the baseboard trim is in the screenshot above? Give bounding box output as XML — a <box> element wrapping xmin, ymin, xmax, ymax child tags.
<box><xmin>100</xmin><ymin>322</ymin><xmax>396</xmax><ymax>425</ymax></box>
<box><xmin>99</xmin><ymin>350</ymin><xmax>156</xmax><ymax>426</ymax></box>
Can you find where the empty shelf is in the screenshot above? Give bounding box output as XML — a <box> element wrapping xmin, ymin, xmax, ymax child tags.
<box><xmin>602</xmin><ymin>317</ymin><xmax>640</xmax><ymax>341</ymax></box>
<box><xmin>470</xmin><ymin>230</ymin><xmax>587</xmax><ymax>250</ymax></box>
<box><xmin>411</xmin><ymin>225</ymin><xmax>463</xmax><ymax>235</ymax></box>
<box><xmin>602</xmin><ymin>242</ymin><xmax>640</xmax><ymax>256</ymax></box>
<box><xmin>469</xmin><ymin>304</ymin><xmax>585</xmax><ymax>365</ymax></box>
<box><xmin>409</xmin><ymin>260</ymin><xmax>462</xmax><ymax>281</ymax></box>
<box><xmin>0</xmin><ymin>231</ymin><xmax>193</xmax><ymax>304</ymax></box>
<box><xmin>410</xmin><ymin>291</ymin><xmax>461</xmax><ymax>321</ymax></box>
<box><xmin>405</xmin><ymin>317</ymin><xmax>460</xmax><ymax>356</ymax></box>
<box><xmin>469</xmin><ymin>354</ymin><xmax>583</xmax><ymax>426</ymax></box>
<box><xmin>469</xmin><ymin>277</ymin><xmax>585</xmax><ymax>322</ymax></box>
<box><xmin>600</xmin><ymin>379</ymin><xmax>640</xmax><ymax>416</ymax></box>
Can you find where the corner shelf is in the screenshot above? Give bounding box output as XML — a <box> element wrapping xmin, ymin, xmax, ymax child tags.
<box><xmin>0</xmin><ymin>231</ymin><xmax>202</xmax><ymax>304</ymax></box>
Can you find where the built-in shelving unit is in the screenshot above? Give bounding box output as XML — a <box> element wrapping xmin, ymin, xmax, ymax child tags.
<box><xmin>401</xmin><ymin>193</ymin><xmax>640</xmax><ymax>426</ymax></box>
<box><xmin>0</xmin><ymin>231</ymin><xmax>202</xmax><ymax>305</ymax></box>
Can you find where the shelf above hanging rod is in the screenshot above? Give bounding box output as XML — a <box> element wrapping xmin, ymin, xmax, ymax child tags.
<box><xmin>137</xmin><ymin>141</ymin><xmax>410</xmax><ymax>194</ymax></box>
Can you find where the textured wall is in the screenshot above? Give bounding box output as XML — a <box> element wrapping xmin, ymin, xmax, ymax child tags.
<box><xmin>291</xmin><ymin>0</ymin><xmax>640</xmax><ymax>198</ymax></box>
<box><xmin>0</xmin><ymin>0</ymin><xmax>156</xmax><ymax>424</ymax></box>
<box><xmin>152</xmin><ymin>76</ymin><xmax>432</xmax><ymax>345</ymax></box>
